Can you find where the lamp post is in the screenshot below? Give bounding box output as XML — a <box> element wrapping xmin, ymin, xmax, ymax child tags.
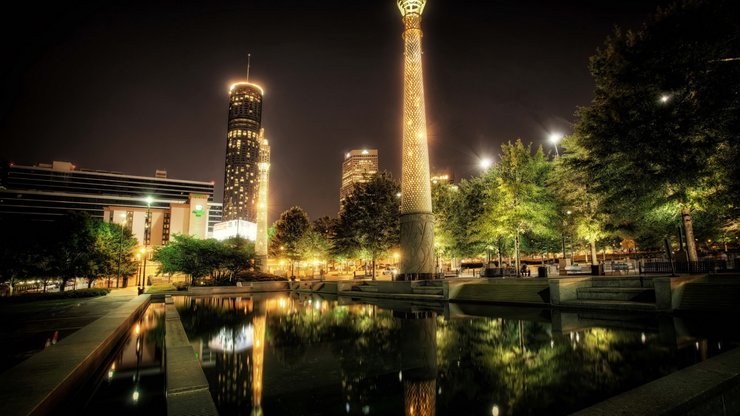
<box><xmin>549</xmin><ymin>133</ymin><xmax>563</xmax><ymax>157</ymax></box>
<box><xmin>139</xmin><ymin>196</ymin><xmax>153</xmax><ymax>295</ymax></box>
<box><xmin>115</xmin><ymin>213</ymin><xmax>127</xmax><ymax>289</ymax></box>
<box><xmin>138</xmin><ymin>247</ymin><xmax>146</xmax><ymax>295</ymax></box>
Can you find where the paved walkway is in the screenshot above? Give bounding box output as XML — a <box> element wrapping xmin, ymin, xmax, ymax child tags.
<box><xmin>0</xmin><ymin>287</ymin><xmax>139</xmax><ymax>374</ymax></box>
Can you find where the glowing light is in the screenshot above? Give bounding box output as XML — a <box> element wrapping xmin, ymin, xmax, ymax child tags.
<box><xmin>479</xmin><ymin>158</ymin><xmax>493</xmax><ymax>170</ymax></box>
<box><xmin>362</xmin><ymin>149</ymin><xmax>369</xmax><ymax>155</ymax></box>
<box><xmin>229</xmin><ymin>81</ymin><xmax>264</xmax><ymax>96</ymax></box>
<box><xmin>492</xmin><ymin>405</ymin><xmax>500</xmax><ymax>416</ymax></box>
<box><xmin>641</xmin><ymin>332</ymin><xmax>646</xmax><ymax>344</ymax></box>
<box><xmin>134</xmin><ymin>323</ymin><xmax>140</xmax><ymax>335</ymax></box>
<box><xmin>548</xmin><ymin>132</ymin><xmax>563</xmax><ymax>144</ymax></box>
<box><xmin>132</xmin><ymin>389</ymin><xmax>140</xmax><ymax>403</ymax></box>
<box><xmin>659</xmin><ymin>94</ymin><xmax>671</xmax><ymax>103</ymax></box>
<box><xmin>145</xmin><ymin>196</ymin><xmax>154</xmax><ymax>206</ymax></box>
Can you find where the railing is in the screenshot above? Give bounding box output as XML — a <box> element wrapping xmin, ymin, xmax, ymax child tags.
<box><xmin>640</xmin><ymin>260</ymin><xmax>728</xmax><ymax>274</ymax></box>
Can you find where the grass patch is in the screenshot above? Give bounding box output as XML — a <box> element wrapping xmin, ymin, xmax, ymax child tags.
<box><xmin>0</xmin><ymin>288</ymin><xmax>110</xmax><ymax>303</ymax></box>
<box><xmin>145</xmin><ymin>284</ymin><xmax>177</xmax><ymax>294</ymax></box>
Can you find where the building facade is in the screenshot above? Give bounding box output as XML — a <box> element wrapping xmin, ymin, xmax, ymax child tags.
<box><xmin>0</xmin><ymin>160</ymin><xmax>222</xmax><ymax>234</ymax></box>
<box><xmin>339</xmin><ymin>149</ymin><xmax>379</xmax><ymax>208</ymax></box>
<box><xmin>103</xmin><ymin>193</ymin><xmax>210</xmax><ymax>247</ymax></box>
<box><xmin>223</xmin><ymin>82</ymin><xmax>264</xmax><ymax>222</ymax></box>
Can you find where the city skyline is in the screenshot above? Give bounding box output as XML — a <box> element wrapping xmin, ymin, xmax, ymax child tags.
<box><xmin>0</xmin><ymin>0</ymin><xmax>669</xmax><ymax>220</ymax></box>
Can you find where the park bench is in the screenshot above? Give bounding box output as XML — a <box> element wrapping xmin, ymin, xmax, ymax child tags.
<box><xmin>613</xmin><ymin>262</ymin><xmax>629</xmax><ymax>272</ymax></box>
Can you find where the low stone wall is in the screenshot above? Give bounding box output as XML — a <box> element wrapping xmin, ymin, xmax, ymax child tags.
<box><xmin>573</xmin><ymin>347</ymin><xmax>740</xmax><ymax>415</ymax></box>
<box><xmin>164</xmin><ymin>298</ymin><xmax>218</xmax><ymax>416</ymax></box>
<box><xmin>447</xmin><ymin>279</ymin><xmax>550</xmax><ymax>305</ymax></box>
<box><xmin>0</xmin><ymin>294</ymin><xmax>150</xmax><ymax>415</ymax></box>
<box><xmin>548</xmin><ymin>277</ymin><xmax>591</xmax><ymax>305</ymax></box>
<box><xmin>188</xmin><ymin>281</ymin><xmax>289</xmax><ymax>295</ymax></box>
<box><xmin>291</xmin><ymin>281</ymin><xmax>339</xmax><ymax>294</ymax></box>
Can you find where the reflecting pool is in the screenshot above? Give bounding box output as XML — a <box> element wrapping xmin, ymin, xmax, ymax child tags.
<box><xmin>77</xmin><ymin>303</ymin><xmax>166</xmax><ymax>415</ymax></box>
<box><xmin>175</xmin><ymin>294</ymin><xmax>735</xmax><ymax>416</ymax></box>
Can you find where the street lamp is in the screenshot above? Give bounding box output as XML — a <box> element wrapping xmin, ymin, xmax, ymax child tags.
<box><xmin>115</xmin><ymin>213</ymin><xmax>127</xmax><ymax>289</ymax></box>
<box><xmin>139</xmin><ymin>196</ymin><xmax>153</xmax><ymax>295</ymax></box>
<box><xmin>549</xmin><ymin>133</ymin><xmax>563</xmax><ymax>157</ymax></box>
<box><xmin>479</xmin><ymin>157</ymin><xmax>493</xmax><ymax>170</ymax></box>
<box><xmin>138</xmin><ymin>247</ymin><xmax>146</xmax><ymax>295</ymax></box>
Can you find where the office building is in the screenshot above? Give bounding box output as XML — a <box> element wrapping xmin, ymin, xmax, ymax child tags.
<box><xmin>0</xmin><ymin>160</ymin><xmax>222</xmax><ymax>234</ymax></box>
<box><xmin>339</xmin><ymin>149</ymin><xmax>378</xmax><ymax>208</ymax></box>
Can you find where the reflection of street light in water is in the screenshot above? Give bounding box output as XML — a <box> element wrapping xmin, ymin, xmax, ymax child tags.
<box><xmin>132</xmin><ymin>318</ymin><xmax>143</xmax><ymax>405</ymax></box>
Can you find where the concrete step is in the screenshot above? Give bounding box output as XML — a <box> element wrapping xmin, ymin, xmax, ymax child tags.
<box><xmin>589</xmin><ymin>277</ymin><xmax>655</xmax><ymax>288</ymax></box>
<box><xmin>560</xmin><ymin>299</ymin><xmax>657</xmax><ymax>312</ymax></box>
<box><xmin>355</xmin><ymin>285</ymin><xmax>378</xmax><ymax>293</ymax></box>
<box><xmin>412</xmin><ymin>287</ymin><xmax>444</xmax><ymax>295</ymax></box>
<box><xmin>577</xmin><ymin>287</ymin><xmax>656</xmax><ymax>302</ymax></box>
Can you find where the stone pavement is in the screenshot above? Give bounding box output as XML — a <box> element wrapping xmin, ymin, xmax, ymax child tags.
<box><xmin>0</xmin><ymin>288</ymin><xmax>148</xmax><ymax>415</ymax></box>
<box><xmin>0</xmin><ymin>286</ymin><xmax>139</xmax><ymax>374</ymax></box>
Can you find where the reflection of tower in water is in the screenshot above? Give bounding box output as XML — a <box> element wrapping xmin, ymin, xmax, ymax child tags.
<box><xmin>206</xmin><ymin>298</ymin><xmax>267</xmax><ymax>415</ymax></box>
<box><xmin>400</xmin><ymin>312</ymin><xmax>437</xmax><ymax>416</ymax></box>
<box><xmin>251</xmin><ymin>314</ymin><xmax>266</xmax><ymax>416</ymax></box>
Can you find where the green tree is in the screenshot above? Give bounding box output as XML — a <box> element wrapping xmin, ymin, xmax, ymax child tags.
<box><xmin>47</xmin><ymin>213</ymin><xmax>98</xmax><ymax>291</ymax></box>
<box><xmin>553</xmin><ymin>135</ymin><xmax>609</xmax><ymax>264</ymax></box>
<box><xmin>333</xmin><ymin>172</ymin><xmax>399</xmax><ymax>280</ymax></box>
<box><xmin>572</xmin><ymin>0</ymin><xmax>740</xmax><ymax>261</ymax></box>
<box><xmin>154</xmin><ymin>234</ymin><xmax>214</xmax><ymax>284</ymax></box>
<box><xmin>221</xmin><ymin>236</ymin><xmax>256</xmax><ymax>277</ymax></box>
<box><xmin>271</xmin><ymin>207</ymin><xmax>311</xmax><ymax>278</ymax></box>
<box><xmin>482</xmin><ymin>139</ymin><xmax>558</xmax><ymax>275</ymax></box>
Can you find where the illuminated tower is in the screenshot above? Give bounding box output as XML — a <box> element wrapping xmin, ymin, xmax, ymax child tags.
<box><xmin>223</xmin><ymin>81</ymin><xmax>263</xmax><ymax>222</ymax></box>
<box><xmin>398</xmin><ymin>0</ymin><xmax>435</xmax><ymax>279</ymax></box>
<box><xmin>255</xmin><ymin>130</ymin><xmax>270</xmax><ymax>269</ymax></box>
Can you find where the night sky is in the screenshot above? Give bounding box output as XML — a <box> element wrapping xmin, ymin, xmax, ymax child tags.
<box><xmin>0</xmin><ymin>0</ymin><xmax>669</xmax><ymax>221</ymax></box>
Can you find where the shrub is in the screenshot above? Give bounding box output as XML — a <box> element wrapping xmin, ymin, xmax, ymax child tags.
<box><xmin>0</xmin><ymin>288</ymin><xmax>110</xmax><ymax>303</ymax></box>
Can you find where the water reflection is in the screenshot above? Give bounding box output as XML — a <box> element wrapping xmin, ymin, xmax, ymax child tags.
<box><xmin>81</xmin><ymin>303</ymin><xmax>166</xmax><ymax>414</ymax></box>
<box><xmin>175</xmin><ymin>295</ymin><xmax>736</xmax><ymax>416</ymax></box>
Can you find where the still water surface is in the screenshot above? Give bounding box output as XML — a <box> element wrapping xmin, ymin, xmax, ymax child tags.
<box><xmin>172</xmin><ymin>294</ymin><xmax>734</xmax><ymax>416</ymax></box>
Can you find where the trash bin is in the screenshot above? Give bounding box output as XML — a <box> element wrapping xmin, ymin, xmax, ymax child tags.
<box><xmin>537</xmin><ymin>266</ymin><xmax>548</xmax><ymax>278</ymax></box>
<box><xmin>591</xmin><ymin>264</ymin><xmax>605</xmax><ymax>276</ymax></box>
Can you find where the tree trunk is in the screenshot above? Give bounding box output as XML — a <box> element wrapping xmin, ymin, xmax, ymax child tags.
<box><xmin>515</xmin><ymin>233</ymin><xmax>521</xmax><ymax>277</ymax></box>
<box><xmin>590</xmin><ymin>239</ymin><xmax>598</xmax><ymax>264</ymax></box>
<box><xmin>371</xmin><ymin>256</ymin><xmax>376</xmax><ymax>281</ymax></box>
<box><xmin>87</xmin><ymin>279</ymin><xmax>93</xmax><ymax>289</ymax></box>
<box><xmin>681</xmin><ymin>207</ymin><xmax>699</xmax><ymax>262</ymax></box>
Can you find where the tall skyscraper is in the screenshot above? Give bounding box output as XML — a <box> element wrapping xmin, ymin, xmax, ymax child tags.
<box><xmin>339</xmin><ymin>149</ymin><xmax>379</xmax><ymax>208</ymax></box>
<box><xmin>223</xmin><ymin>81</ymin><xmax>263</xmax><ymax>222</ymax></box>
<box><xmin>397</xmin><ymin>0</ymin><xmax>435</xmax><ymax>279</ymax></box>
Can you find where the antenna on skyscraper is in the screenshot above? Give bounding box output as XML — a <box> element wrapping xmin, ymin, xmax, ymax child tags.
<box><xmin>246</xmin><ymin>53</ymin><xmax>251</xmax><ymax>82</ymax></box>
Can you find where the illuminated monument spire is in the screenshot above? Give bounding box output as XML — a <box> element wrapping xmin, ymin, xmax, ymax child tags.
<box><xmin>398</xmin><ymin>0</ymin><xmax>435</xmax><ymax>279</ymax></box>
<box><xmin>255</xmin><ymin>129</ymin><xmax>270</xmax><ymax>269</ymax></box>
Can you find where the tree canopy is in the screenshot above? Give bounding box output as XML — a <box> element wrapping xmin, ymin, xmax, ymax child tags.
<box><xmin>333</xmin><ymin>172</ymin><xmax>400</xmax><ymax>279</ymax></box>
<box><xmin>570</xmin><ymin>0</ymin><xmax>740</xmax><ymax>260</ymax></box>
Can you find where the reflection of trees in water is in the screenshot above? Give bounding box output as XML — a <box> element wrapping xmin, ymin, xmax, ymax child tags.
<box><xmin>269</xmin><ymin>302</ymin><xmax>403</xmax><ymax>413</ymax></box>
<box><xmin>435</xmin><ymin>318</ymin><xmax>679</xmax><ymax>415</ymax></box>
